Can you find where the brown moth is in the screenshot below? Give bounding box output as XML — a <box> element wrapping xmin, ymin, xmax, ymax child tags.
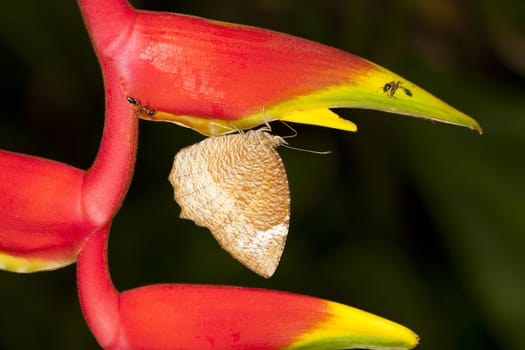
<box><xmin>168</xmin><ymin>129</ymin><xmax>290</xmax><ymax>278</ymax></box>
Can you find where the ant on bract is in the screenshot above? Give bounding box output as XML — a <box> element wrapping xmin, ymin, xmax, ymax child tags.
<box><xmin>127</xmin><ymin>96</ymin><xmax>156</xmax><ymax>117</ymax></box>
<box><xmin>381</xmin><ymin>81</ymin><xmax>412</xmax><ymax>98</ymax></box>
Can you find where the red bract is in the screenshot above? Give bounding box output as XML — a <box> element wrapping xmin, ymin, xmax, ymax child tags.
<box><xmin>80</xmin><ymin>0</ymin><xmax>480</xmax><ymax>136</ymax></box>
<box><xmin>0</xmin><ymin>150</ymin><xmax>88</xmax><ymax>271</ymax></box>
<box><xmin>0</xmin><ymin>55</ymin><xmax>137</xmax><ymax>272</ymax></box>
<box><xmin>115</xmin><ymin>11</ymin><xmax>371</xmax><ymax>120</ymax></box>
<box><xmin>78</xmin><ymin>225</ymin><xmax>418</xmax><ymax>349</ymax></box>
<box><xmin>80</xmin><ymin>0</ymin><xmax>367</xmax><ymax>118</ymax></box>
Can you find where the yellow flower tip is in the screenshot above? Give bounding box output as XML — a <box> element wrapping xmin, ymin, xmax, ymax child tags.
<box><xmin>288</xmin><ymin>300</ymin><xmax>419</xmax><ymax>350</ymax></box>
<box><xmin>141</xmin><ymin>107</ymin><xmax>358</xmax><ymax>136</ymax></box>
<box><xmin>470</xmin><ymin>119</ymin><xmax>483</xmax><ymax>135</ymax></box>
<box><xmin>279</xmin><ymin>109</ymin><xmax>358</xmax><ymax>133</ymax></box>
<box><xmin>351</xmin><ymin>64</ymin><xmax>483</xmax><ymax>134</ymax></box>
<box><xmin>0</xmin><ymin>252</ymin><xmax>74</xmax><ymax>273</ymax></box>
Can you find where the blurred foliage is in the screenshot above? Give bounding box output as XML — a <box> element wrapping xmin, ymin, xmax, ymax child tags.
<box><xmin>1</xmin><ymin>0</ymin><xmax>524</xmax><ymax>349</ymax></box>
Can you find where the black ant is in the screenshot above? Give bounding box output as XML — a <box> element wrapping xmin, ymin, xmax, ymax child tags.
<box><xmin>127</xmin><ymin>96</ymin><xmax>156</xmax><ymax>117</ymax></box>
<box><xmin>381</xmin><ymin>81</ymin><xmax>412</xmax><ymax>98</ymax></box>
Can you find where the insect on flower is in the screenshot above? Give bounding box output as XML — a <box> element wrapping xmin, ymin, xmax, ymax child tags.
<box><xmin>168</xmin><ymin>128</ymin><xmax>290</xmax><ymax>278</ymax></box>
<box><xmin>127</xmin><ymin>96</ymin><xmax>156</xmax><ymax>117</ymax></box>
<box><xmin>382</xmin><ymin>81</ymin><xmax>412</xmax><ymax>98</ymax></box>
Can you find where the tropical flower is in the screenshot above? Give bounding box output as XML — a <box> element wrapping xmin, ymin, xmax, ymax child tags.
<box><xmin>0</xmin><ymin>0</ymin><xmax>481</xmax><ymax>348</ymax></box>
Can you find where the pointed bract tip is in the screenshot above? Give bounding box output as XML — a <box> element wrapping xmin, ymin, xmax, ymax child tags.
<box><xmin>287</xmin><ymin>300</ymin><xmax>419</xmax><ymax>350</ymax></box>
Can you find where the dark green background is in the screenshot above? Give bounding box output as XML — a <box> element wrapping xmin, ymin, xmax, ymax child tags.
<box><xmin>1</xmin><ymin>0</ymin><xmax>524</xmax><ymax>349</ymax></box>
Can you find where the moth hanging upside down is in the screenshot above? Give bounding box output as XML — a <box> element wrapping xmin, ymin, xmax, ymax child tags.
<box><xmin>168</xmin><ymin>129</ymin><xmax>290</xmax><ymax>278</ymax></box>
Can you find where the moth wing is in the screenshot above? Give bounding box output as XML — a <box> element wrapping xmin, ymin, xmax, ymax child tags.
<box><xmin>169</xmin><ymin>131</ymin><xmax>290</xmax><ymax>278</ymax></box>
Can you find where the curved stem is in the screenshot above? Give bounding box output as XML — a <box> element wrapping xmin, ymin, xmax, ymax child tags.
<box><xmin>81</xmin><ymin>58</ymin><xmax>138</xmax><ymax>225</ymax></box>
<box><xmin>77</xmin><ymin>0</ymin><xmax>139</xmax><ymax>225</ymax></box>
<box><xmin>77</xmin><ymin>225</ymin><xmax>120</xmax><ymax>349</ymax></box>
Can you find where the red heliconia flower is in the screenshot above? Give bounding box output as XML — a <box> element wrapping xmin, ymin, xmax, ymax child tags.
<box><xmin>79</xmin><ymin>0</ymin><xmax>481</xmax><ymax>137</ymax></box>
<box><xmin>78</xmin><ymin>224</ymin><xmax>419</xmax><ymax>349</ymax></box>
<box><xmin>0</xmin><ymin>0</ymin><xmax>482</xmax><ymax>348</ymax></box>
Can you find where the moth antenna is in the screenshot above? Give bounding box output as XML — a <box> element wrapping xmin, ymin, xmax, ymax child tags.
<box><xmin>259</xmin><ymin>111</ymin><xmax>330</xmax><ymax>154</ymax></box>
<box><xmin>282</xmin><ymin>144</ymin><xmax>331</xmax><ymax>155</ymax></box>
